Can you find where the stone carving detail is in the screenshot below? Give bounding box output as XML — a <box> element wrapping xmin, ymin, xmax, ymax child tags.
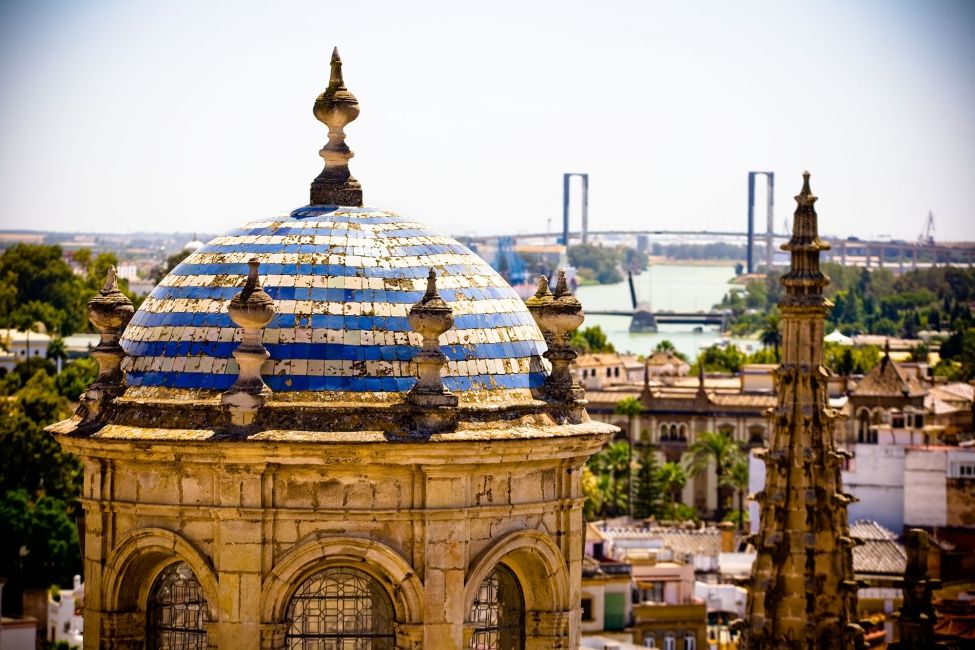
<box><xmin>80</xmin><ymin>266</ymin><xmax>134</xmax><ymax>420</ymax></box>
<box><xmin>527</xmin><ymin>270</ymin><xmax>585</xmax><ymax>402</ymax></box>
<box><xmin>222</xmin><ymin>259</ymin><xmax>276</xmax><ymax>424</ymax></box>
<box><xmin>310</xmin><ymin>47</ymin><xmax>363</xmax><ymax>206</ymax></box>
<box><xmin>741</xmin><ymin>173</ymin><xmax>864</xmax><ymax>650</ymax></box>
<box><xmin>890</xmin><ymin>529</ymin><xmax>948</xmax><ymax>649</ymax></box>
<box><xmin>407</xmin><ymin>269</ymin><xmax>458</xmax><ymax>410</ymax></box>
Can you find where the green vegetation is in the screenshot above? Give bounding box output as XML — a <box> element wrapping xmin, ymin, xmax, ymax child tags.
<box><xmin>567</xmin><ymin>243</ymin><xmax>648</xmax><ymax>285</ymax></box>
<box><xmin>650</xmin><ymin>242</ymin><xmax>750</xmax><ymax>262</ymax></box>
<box><xmin>569</xmin><ymin>325</ymin><xmax>615</xmax><ymax>354</ymax></box>
<box><xmin>0</xmin><ymin>360</ymin><xmax>87</xmax><ymax>613</ymax></box>
<box><xmin>684</xmin><ymin>430</ymin><xmax>740</xmax><ymax>521</ymax></box>
<box><xmin>0</xmin><ymin>244</ymin><xmax>142</xmax><ymax>336</ymax></box>
<box><xmin>715</xmin><ymin>263</ymin><xmax>975</xmax><ymax>380</ymax></box>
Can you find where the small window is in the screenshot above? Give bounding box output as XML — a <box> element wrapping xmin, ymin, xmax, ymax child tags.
<box><xmin>469</xmin><ymin>565</ymin><xmax>524</xmax><ymax>649</ymax></box>
<box><xmin>614</xmin><ymin>367</ymin><xmax>620</xmax><ymax>377</ymax></box>
<box><xmin>664</xmin><ymin>633</ymin><xmax>676</xmax><ymax>650</ymax></box>
<box><xmin>892</xmin><ymin>414</ymin><xmax>905</xmax><ymax>429</ymax></box>
<box><xmin>606</xmin><ymin>367</ymin><xmax>612</xmax><ymax>378</ymax></box>
<box><xmin>581</xmin><ymin>597</ymin><xmax>594</xmax><ymax>622</ymax></box>
<box><xmin>643</xmin><ymin>633</ymin><xmax>656</xmax><ymax>648</ymax></box>
<box><xmin>684</xmin><ymin>632</ymin><xmax>697</xmax><ymax>650</ymax></box>
<box><xmin>146</xmin><ymin>561</ymin><xmax>211</xmax><ymax>650</ymax></box>
<box><xmin>914</xmin><ymin>414</ymin><xmax>924</xmax><ymax>429</ymax></box>
<box><xmin>951</xmin><ymin>462</ymin><xmax>975</xmax><ymax>479</ymax></box>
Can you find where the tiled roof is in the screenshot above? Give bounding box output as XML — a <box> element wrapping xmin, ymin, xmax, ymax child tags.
<box><xmin>574</xmin><ymin>353</ymin><xmax>623</xmax><ymax>368</ymax></box>
<box><xmin>708</xmin><ymin>394</ymin><xmax>777</xmax><ymax>408</ymax></box>
<box><xmin>119</xmin><ymin>206</ymin><xmax>548</xmax><ymax>394</ymax></box>
<box><xmin>852</xmin><ymin>357</ymin><xmax>926</xmax><ymax>398</ymax></box>
<box><xmin>600</xmin><ymin>526</ymin><xmax>723</xmax><ymax>559</ymax></box>
<box><xmin>849</xmin><ymin>520</ymin><xmax>906</xmax><ymax>576</ymax></box>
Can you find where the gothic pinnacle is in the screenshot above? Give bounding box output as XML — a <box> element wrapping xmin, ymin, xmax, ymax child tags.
<box><xmin>310</xmin><ymin>47</ymin><xmax>363</xmax><ymax>206</ymax></box>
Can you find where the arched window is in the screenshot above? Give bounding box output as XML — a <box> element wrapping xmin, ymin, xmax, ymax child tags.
<box><xmin>659</xmin><ymin>423</ymin><xmax>669</xmax><ymax>441</ymax></box>
<box><xmin>669</xmin><ymin>424</ymin><xmax>678</xmax><ymax>440</ymax></box>
<box><xmin>146</xmin><ymin>561</ymin><xmax>211</xmax><ymax>650</ymax></box>
<box><xmin>684</xmin><ymin>632</ymin><xmax>697</xmax><ymax>650</ymax></box>
<box><xmin>285</xmin><ymin>566</ymin><xmax>394</xmax><ymax>649</ymax></box>
<box><xmin>663</xmin><ymin>632</ymin><xmax>676</xmax><ymax>650</ymax></box>
<box><xmin>678</xmin><ymin>424</ymin><xmax>688</xmax><ymax>441</ymax></box>
<box><xmin>469</xmin><ymin>564</ymin><xmax>524</xmax><ymax>650</ymax></box>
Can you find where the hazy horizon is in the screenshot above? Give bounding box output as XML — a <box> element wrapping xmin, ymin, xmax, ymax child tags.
<box><xmin>1</xmin><ymin>1</ymin><xmax>973</xmax><ymax>241</ymax></box>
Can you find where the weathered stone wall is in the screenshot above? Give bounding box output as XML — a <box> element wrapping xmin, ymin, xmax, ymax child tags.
<box><xmin>65</xmin><ymin>431</ymin><xmax>608</xmax><ymax>650</ymax></box>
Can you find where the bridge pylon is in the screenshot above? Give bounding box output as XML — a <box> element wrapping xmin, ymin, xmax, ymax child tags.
<box><xmin>747</xmin><ymin>171</ymin><xmax>775</xmax><ymax>274</ymax></box>
<box><xmin>562</xmin><ymin>173</ymin><xmax>589</xmax><ymax>246</ymax></box>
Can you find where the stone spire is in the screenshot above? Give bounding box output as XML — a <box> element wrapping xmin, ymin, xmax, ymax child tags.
<box><xmin>742</xmin><ymin>173</ymin><xmax>864</xmax><ymax>649</ymax></box>
<box><xmin>222</xmin><ymin>259</ymin><xmax>276</xmax><ymax>424</ymax></box>
<box><xmin>80</xmin><ymin>266</ymin><xmax>134</xmax><ymax>419</ymax></box>
<box><xmin>407</xmin><ymin>270</ymin><xmax>458</xmax><ymax>410</ymax></box>
<box><xmin>527</xmin><ymin>270</ymin><xmax>585</xmax><ymax>402</ymax></box>
<box><xmin>890</xmin><ymin>529</ymin><xmax>947</xmax><ymax>649</ymax></box>
<box><xmin>310</xmin><ymin>47</ymin><xmax>363</xmax><ymax>206</ymax></box>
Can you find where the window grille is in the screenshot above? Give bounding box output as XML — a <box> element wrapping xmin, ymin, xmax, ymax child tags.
<box><xmin>285</xmin><ymin>567</ymin><xmax>394</xmax><ymax>650</ymax></box>
<box><xmin>469</xmin><ymin>565</ymin><xmax>524</xmax><ymax>650</ymax></box>
<box><xmin>146</xmin><ymin>561</ymin><xmax>211</xmax><ymax>650</ymax></box>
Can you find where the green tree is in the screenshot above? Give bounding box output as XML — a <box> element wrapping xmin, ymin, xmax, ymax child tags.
<box><xmin>569</xmin><ymin>325</ymin><xmax>615</xmax><ymax>354</ymax></box>
<box><xmin>0</xmin><ymin>244</ymin><xmax>87</xmax><ymax>335</ymax></box>
<box><xmin>0</xmin><ymin>489</ymin><xmax>81</xmax><ymax>593</ymax></box>
<box><xmin>759</xmin><ymin>313</ymin><xmax>782</xmax><ymax>362</ymax></box>
<box><xmin>721</xmin><ymin>453</ymin><xmax>750</xmax><ymax>531</ymax></box>
<box><xmin>54</xmin><ymin>358</ymin><xmax>99</xmax><ymax>402</ymax></box>
<box><xmin>684</xmin><ymin>430</ymin><xmax>739</xmax><ymax>520</ymax></box>
<box><xmin>580</xmin><ymin>466</ymin><xmax>605</xmax><ymax>521</ymax></box>
<box><xmin>657</xmin><ymin>462</ymin><xmax>687</xmax><ymax>519</ymax></box>
<box><xmin>632</xmin><ymin>444</ymin><xmax>663</xmax><ymax>519</ymax></box>
<box><xmin>588</xmin><ymin>441</ymin><xmax>632</xmax><ymax>517</ymax></box>
<box><xmin>654</xmin><ymin>339</ymin><xmax>689</xmax><ymax>362</ymax></box>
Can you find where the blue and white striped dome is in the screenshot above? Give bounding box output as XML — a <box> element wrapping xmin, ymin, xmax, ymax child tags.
<box><xmin>120</xmin><ymin>206</ymin><xmax>548</xmax><ymax>397</ymax></box>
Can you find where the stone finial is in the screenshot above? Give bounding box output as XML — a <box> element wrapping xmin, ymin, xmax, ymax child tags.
<box><xmin>80</xmin><ymin>266</ymin><xmax>135</xmax><ymax>419</ymax></box>
<box><xmin>407</xmin><ymin>269</ymin><xmax>458</xmax><ymax>410</ymax></box>
<box><xmin>222</xmin><ymin>259</ymin><xmax>276</xmax><ymax>424</ymax></box>
<box><xmin>531</xmin><ymin>270</ymin><xmax>585</xmax><ymax>402</ymax></box>
<box><xmin>310</xmin><ymin>47</ymin><xmax>363</xmax><ymax>206</ymax></box>
<box><xmin>891</xmin><ymin>529</ymin><xmax>947</xmax><ymax>649</ymax></box>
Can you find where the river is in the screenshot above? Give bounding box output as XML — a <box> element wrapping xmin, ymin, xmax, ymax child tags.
<box><xmin>574</xmin><ymin>264</ymin><xmax>759</xmax><ymax>360</ymax></box>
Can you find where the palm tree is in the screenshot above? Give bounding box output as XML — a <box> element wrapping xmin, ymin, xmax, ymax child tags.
<box><xmin>47</xmin><ymin>336</ymin><xmax>67</xmax><ymax>374</ymax></box>
<box><xmin>684</xmin><ymin>430</ymin><xmax>739</xmax><ymax>520</ymax></box>
<box><xmin>760</xmin><ymin>313</ymin><xmax>782</xmax><ymax>362</ymax></box>
<box><xmin>721</xmin><ymin>453</ymin><xmax>750</xmax><ymax>531</ymax></box>
<box><xmin>614</xmin><ymin>396</ymin><xmax>644</xmax><ymax>517</ymax></box>
<box><xmin>657</xmin><ymin>462</ymin><xmax>686</xmax><ymax>519</ymax></box>
<box><xmin>600</xmin><ymin>441</ymin><xmax>633</xmax><ymax>517</ymax></box>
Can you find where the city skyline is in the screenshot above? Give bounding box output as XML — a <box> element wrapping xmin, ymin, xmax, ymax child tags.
<box><xmin>1</xmin><ymin>0</ymin><xmax>973</xmax><ymax>240</ymax></box>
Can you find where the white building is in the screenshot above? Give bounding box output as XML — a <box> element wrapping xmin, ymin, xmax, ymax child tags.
<box><xmin>0</xmin><ymin>328</ymin><xmax>51</xmax><ymax>371</ymax></box>
<box><xmin>47</xmin><ymin>575</ymin><xmax>84</xmax><ymax>647</ymax></box>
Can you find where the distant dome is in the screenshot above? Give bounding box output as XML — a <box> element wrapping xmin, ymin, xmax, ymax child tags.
<box><xmin>121</xmin><ymin>205</ymin><xmax>548</xmax><ymax>397</ymax></box>
<box><xmin>183</xmin><ymin>238</ymin><xmax>205</xmax><ymax>252</ymax></box>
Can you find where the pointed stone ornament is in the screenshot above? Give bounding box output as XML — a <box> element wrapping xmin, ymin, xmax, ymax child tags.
<box><xmin>533</xmin><ymin>270</ymin><xmax>585</xmax><ymax>402</ymax></box>
<box><xmin>639</xmin><ymin>357</ymin><xmax>652</xmax><ymax>402</ymax></box>
<box><xmin>890</xmin><ymin>529</ymin><xmax>948</xmax><ymax>649</ymax></box>
<box><xmin>80</xmin><ymin>266</ymin><xmax>134</xmax><ymax>420</ymax></box>
<box><xmin>407</xmin><ymin>270</ymin><xmax>458</xmax><ymax>412</ymax></box>
<box><xmin>741</xmin><ymin>173</ymin><xmax>864</xmax><ymax>649</ymax></box>
<box><xmin>310</xmin><ymin>47</ymin><xmax>363</xmax><ymax>206</ymax></box>
<box><xmin>222</xmin><ymin>259</ymin><xmax>276</xmax><ymax>425</ymax></box>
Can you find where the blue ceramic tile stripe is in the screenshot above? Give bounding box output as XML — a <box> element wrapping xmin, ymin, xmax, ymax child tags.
<box><xmin>148</xmin><ymin>285</ymin><xmax>515</xmax><ymax>303</ymax></box>
<box><xmin>128</xmin><ymin>310</ymin><xmax>537</xmax><ymax>330</ymax></box>
<box><xmin>121</xmin><ymin>340</ymin><xmax>542</xmax><ymax>362</ymax></box>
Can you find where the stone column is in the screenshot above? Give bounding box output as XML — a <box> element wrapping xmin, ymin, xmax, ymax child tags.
<box><xmin>420</xmin><ymin>467</ymin><xmax>469</xmax><ymax>648</ymax></box>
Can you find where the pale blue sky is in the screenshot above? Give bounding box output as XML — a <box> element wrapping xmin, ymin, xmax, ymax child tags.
<box><xmin>0</xmin><ymin>0</ymin><xmax>972</xmax><ymax>240</ymax></box>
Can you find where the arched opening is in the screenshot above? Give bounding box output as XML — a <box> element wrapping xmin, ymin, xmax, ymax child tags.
<box><xmin>469</xmin><ymin>564</ymin><xmax>524</xmax><ymax>650</ymax></box>
<box><xmin>284</xmin><ymin>566</ymin><xmax>395</xmax><ymax>649</ymax></box>
<box><xmin>146</xmin><ymin>561</ymin><xmax>212</xmax><ymax>650</ymax></box>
